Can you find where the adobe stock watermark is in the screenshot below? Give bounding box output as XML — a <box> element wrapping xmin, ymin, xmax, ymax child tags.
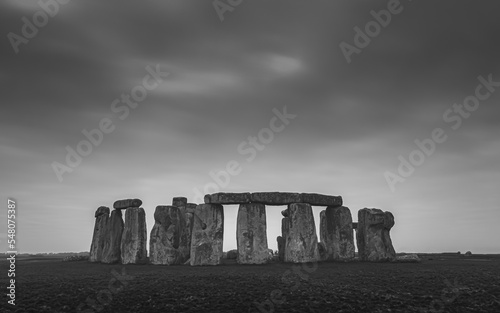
<box><xmin>339</xmin><ymin>0</ymin><xmax>412</xmax><ymax>64</ymax></box>
<box><xmin>384</xmin><ymin>74</ymin><xmax>500</xmax><ymax>192</ymax></box>
<box><xmin>51</xmin><ymin>64</ymin><xmax>169</xmax><ymax>182</ymax></box>
<box><xmin>7</xmin><ymin>0</ymin><xmax>71</xmax><ymax>54</ymax></box>
<box><xmin>418</xmin><ymin>276</ymin><xmax>466</xmax><ymax>313</ymax></box>
<box><xmin>192</xmin><ymin>106</ymin><xmax>297</xmax><ymax>203</ymax></box>
<box><xmin>213</xmin><ymin>0</ymin><xmax>243</xmax><ymax>22</ymax></box>
<box><xmin>252</xmin><ymin>261</ymin><xmax>319</xmax><ymax>313</ymax></box>
<box><xmin>76</xmin><ymin>267</ymin><xmax>134</xmax><ymax>313</ymax></box>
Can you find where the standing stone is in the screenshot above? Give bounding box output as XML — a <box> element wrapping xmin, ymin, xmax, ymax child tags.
<box><xmin>89</xmin><ymin>206</ymin><xmax>110</xmax><ymax>262</ymax></box>
<box><xmin>121</xmin><ymin>207</ymin><xmax>147</xmax><ymax>264</ymax></box>
<box><xmin>323</xmin><ymin>206</ymin><xmax>355</xmax><ymax>261</ymax></box>
<box><xmin>277</xmin><ymin>236</ymin><xmax>285</xmax><ymax>262</ymax></box>
<box><xmin>357</xmin><ymin>208</ymin><xmax>396</xmax><ymax>262</ymax></box>
<box><xmin>149</xmin><ymin>206</ymin><xmax>189</xmax><ymax>265</ymax></box>
<box><xmin>190</xmin><ymin>204</ymin><xmax>224</xmax><ymax>266</ymax></box>
<box><xmin>101</xmin><ymin>209</ymin><xmax>124</xmax><ymax>264</ymax></box>
<box><xmin>237</xmin><ymin>203</ymin><xmax>268</xmax><ymax>264</ymax></box>
<box><xmin>284</xmin><ymin>203</ymin><xmax>319</xmax><ymax>263</ymax></box>
<box><xmin>186</xmin><ymin>203</ymin><xmax>197</xmax><ymax>214</ymax></box>
<box><xmin>319</xmin><ymin>210</ymin><xmax>327</xmax><ymax>246</ymax></box>
<box><xmin>172</xmin><ymin>197</ymin><xmax>187</xmax><ymax>217</ymax></box>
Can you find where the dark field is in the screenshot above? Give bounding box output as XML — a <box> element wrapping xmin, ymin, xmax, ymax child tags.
<box><xmin>2</xmin><ymin>254</ymin><xmax>500</xmax><ymax>313</ymax></box>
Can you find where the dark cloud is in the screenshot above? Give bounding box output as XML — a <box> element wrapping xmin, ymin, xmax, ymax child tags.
<box><xmin>1</xmin><ymin>0</ymin><xmax>499</xmax><ymax>253</ymax></box>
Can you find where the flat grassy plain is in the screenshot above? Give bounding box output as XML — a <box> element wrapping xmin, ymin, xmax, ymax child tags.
<box><xmin>1</xmin><ymin>254</ymin><xmax>499</xmax><ymax>312</ymax></box>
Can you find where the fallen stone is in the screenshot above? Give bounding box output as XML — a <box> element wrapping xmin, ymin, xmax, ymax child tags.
<box><xmin>284</xmin><ymin>203</ymin><xmax>319</xmax><ymax>263</ymax></box>
<box><xmin>237</xmin><ymin>203</ymin><xmax>268</xmax><ymax>264</ymax></box>
<box><xmin>204</xmin><ymin>193</ymin><xmax>251</xmax><ymax>204</ymax></box>
<box><xmin>101</xmin><ymin>209</ymin><xmax>124</xmax><ymax>264</ymax></box>
<box><xmin>323</xmin><ymin>206</ymin><xmax>355</xmax><ymax>261</ymax></box>
<box><xmin>121</xmin><ymin>207</ymin><xmax>147</xmax><ymax>264</ymax></box>
<box><xmin>190</xmin><ymin>204</ymin><xmax>224</xmax><ymax>266</ymax></box>
<box><xmin>250</xmin><ymin>192</ymin><xmax>301</xmax><ymax>205</ymax></box>
<box><xmin>300</xmin><ymin>193</ymin><xmax>343</xmax><ymax>207</ymax></box>
<box><xmin>89</xmin><ymin>207</ymin><xmax>110</xmax><ymax>262</ymax></box>
<box><xmin>113</xmin><ymin>199</ymin><xmax>142</xmax><ymax>210</ymax></box>
<box><xmin>149</xmin><ymin>206</ymin><xmax>190</xmax><ymax>265</ymax></box>
<box><xmin>357</xmin><ymin>208</ymin><xmax>396</xmax><ymax>262</ymax></box>
<box><xmin>396</xmin><ymin>254</ymin><xmax>421</xmax><ymax>263</ymax></box>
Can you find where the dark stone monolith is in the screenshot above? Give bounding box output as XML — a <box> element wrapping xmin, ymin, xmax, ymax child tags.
<box><xmin>323</xmin><ymin>206</ymin><xmax>355</xmax><ymax>261</ymax></box>
<box><xmin>89</xmin><ymin>206</ymin><xmax>109</xmax><ymax>262</ymax></box>
<box><xmin>101</xmin><ymin>209</ymin><xmax>124</xmax><ymax>264</ymax></box>
<box><xmin>190</xmin><ymin>204</ymin><xmax>224</xmax><ymax>266</ymax></box>
<box><xmin>236</xmin><ymin>203</ymin><xmax>268</xmax><ymax>264</ymax></box>
<box><xmin>149</xmin><ymin>206</ymin><xmax>189</xmax><ymax>265</ymax></box>
<box><xmin>284</xmin><ymin>203</ymin><xmax>319</xmax><ymax>263</ymax></box>
<box><xmin>121</xmin><ymin>207</ymin><xmax>147</xmax><ymax>264</ymax></box>
<box><xmin>357</xmin><ymin>208</ymin><xmax>396</xmax><ymax>262</ymax></box>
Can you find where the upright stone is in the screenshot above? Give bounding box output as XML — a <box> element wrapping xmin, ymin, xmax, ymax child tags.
<box><xmin>185</xmin><ymin>203</ymin><xmax>197</xmax><ymax>257</ymax></box>
<box><xmin>357</xmin><ymin>208</ymin><xmax>396</xmax><ymax>262</ymax></box>
<box><xmin>278</xmin><ymin>216</ymin><xmax>289</xmax><ymax>262</ymax></box>
<box><xmin>172</xmin><ymin>197</ymin><xmax>187</xmax><ymax>217</ymax></box>
<box><xmin>323</xmin><ymin>206</ymin><xmax>355</xmax><ymax>261</ymax></box>
<box><xmin>89</xmin><ymin>206</ymin><xmax>110</xmax><ymax>262</ymax></box>
<box><xmin>121</xmin><ymin>207</ymin><xmax>147</xmax><ymax>264</ymax></box>
<box><xmin>284</xmin><ymin>203</ymin><xmax>319</xmax><ymax>263</ymax></box>
<box><xmin>237</xmin><ymin>203</ymin><xmax>268</xmax><ymax>264</ymax></box>
<box><xmin>101</xmin><ymin>209</ymin><xmax>124</xmax><ymax>264</ymax></box>
<box><xmin>319</xmin><ymin>210</ymin><xmax>327</xmax><ymax>246</ymax></box>
<box><xmin>190</xmin><ymin>204</ymin><xmax>224</xmax><ymax>266</ymax></box>
<box><xmin>149</xmin><ymin>206</ymin><xmax>189</xmax><ymax>265</ymax></box>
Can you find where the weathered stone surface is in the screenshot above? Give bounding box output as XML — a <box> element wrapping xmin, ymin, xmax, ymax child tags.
<box><xmin>284</xmin><ymin>203</ymin><xmax>319</xmax><ymax>263</ymax></box>
<box><xmin>121</xmin><ymin>207</ymin><xmax>147</xmax><ymax>264</ymax></box>
<box><xmin>300</xmin><ymin>193</ymin><xmax>343</xmax><ymax>207</ymax></box>
<box><xmin>95</xmin><ymin>206</ymin><xmax>110</xmax><ymax>218</ymax></box>
<box><xmin>186</xmin><ymin>203</ymin><xmax>197</xmax><ymax>214</ymax></box>
<box><xmin>90</xmin><ymin>207</ymin><xmax>110</xmax><ymax>262</ymax></box>
<box><xmin>204</xmin><ymin>193</ymin><xmax>251</xmax><ymax>205</ymax></box>
<box><xmin>357</xmin><ymin>208</ymin><xmax>396</xmax><ymax>262</ymax></box>
<box><xmin>281</xmin><ymin>209</ymin><xmax>289</xmax><ymax>217</ymax></box>
<box><xmin>323</xmin><ymin>206</ymin><xmax>355</xmax><ymax>261</ymax></box>
<box><xmin>236</xmin><ymin>203</ymin><xmax>268</xmax><ymax>264</ymax></box>
<box><xmin>251</xmin><ymin>192</ymin><xmax>301</xmax><ymax>205</ymax></box>
<box><xmin>277</xmin><ymin>236</ymin><xmax>285</xmax><ymax>262</ymax></box>
<box><xmin>101</xmin><ymin>210</ymin><xmax>124</xmax><ymax>264</ymax></box>
<box><xmin>190</xmin><ymin>204</ymin><xmax>224</xmax><ymax>266</ymax></box>
<box><xmin>113</xmin><ymin>199</ymin><xmax>142</xmax><ymax>210</ymax></box>
<box><xmin>318</xmin><ymin>242</ymin><xmax>328</xmax><ymax>261</ymax></box>
<box><xmin>149</xmin><ymin>206</ymin><xmax>189</xmax><ymax>265</ymax></box>
<box><xmin>319</xmin><ymin>210</ymin><xmax>327</xmax><ymax>246</ymax></box>
<box><xmin>226</xmin><ymin>249</ymin><xmax>237</xmax><ymax>259</ymax></box>
<box><xmin>172</xmin><ymin>197</ymin><xmax>187</xmax><ymax>216</ymax></box>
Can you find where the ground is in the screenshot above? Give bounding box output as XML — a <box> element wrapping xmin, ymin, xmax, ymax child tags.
<box><xmin>1</xmin><ymin>254</ymin><xmax>500</xmax><ymax>312</ymax></box>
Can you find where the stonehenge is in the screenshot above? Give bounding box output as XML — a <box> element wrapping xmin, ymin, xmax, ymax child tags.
<box><xmin>89</xmin><ymin>193</ymin><xmax>397</xmax><ymax>266</ymax></box>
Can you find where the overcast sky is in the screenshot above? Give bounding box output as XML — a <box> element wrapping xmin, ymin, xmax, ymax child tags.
<box><xmin>1</xmin><ymin>0</ymin><xmax>499</xmax><ymax>254</ymax></box>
